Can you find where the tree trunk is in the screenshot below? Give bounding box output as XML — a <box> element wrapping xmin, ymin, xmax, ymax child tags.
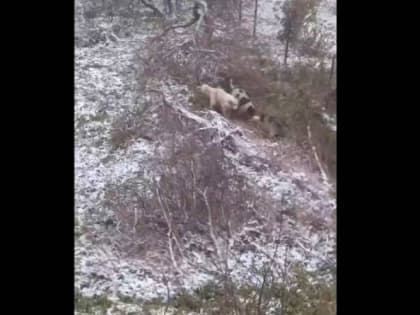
<box><xmin>166</xmin><ymin>0</ymin><xmax>173</xmax><ymax>16</ymax></box>
<box><xmin>203</xmin><ymin>15</ymin><xmax>214</xmax><ymax>48</ymax></box>
<box><xmin>284</xmin><ymin>36</ymin><xmax>290</xmax><ymax>65</ymax></box>
<box><xmin>239</xmin><ymin>0</ymin><xmax>242</xmax><ymax>24</ymax></box>
<box><xmin>253</xmin><ymin>0</ymin><xmax>258</xmax><ymax>37</ymax></box>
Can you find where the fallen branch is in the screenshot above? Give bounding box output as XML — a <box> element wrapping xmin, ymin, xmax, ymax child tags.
<box><xmin>156</xmin><ymin>18</ymin><xmax>198</xmax><ymax>41</ymax></box>
<box><xmin>190</xmin><ymin>48</ymin><xmax>220</xmax><ymax>54</ymax></box>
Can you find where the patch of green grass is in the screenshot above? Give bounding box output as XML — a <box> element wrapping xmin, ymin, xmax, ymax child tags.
<box><xmin>75</xmin><ymin>292</ymin><xmax>113</xmax><ymax>314</ymax></box>
<box><xmin>117</xmin><ymin>294</ymin><xmax>138</xmax><ymax>304</ymax></box>
<box><xmin>172</xmin><ymin>288</ymin><xmax>202</xmax><ymax>312</ymax></box>
<box><xmin>142</xmin><ymin>296</ymin><xmax>166</xmax><ymax>314</ymax></box>
<box><xmin>139</xmin><ymin>264</ymin><xmax>335</xmax><ymax>315</ymax></box>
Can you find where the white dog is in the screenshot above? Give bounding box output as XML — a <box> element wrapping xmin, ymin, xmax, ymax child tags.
<box><xmin>199</xmin><ymin>83</ymin><xmax>239</xmax><ymax>117</ymax></box>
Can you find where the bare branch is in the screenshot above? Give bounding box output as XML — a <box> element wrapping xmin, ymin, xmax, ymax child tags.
<box><xmin>132</xmin><ymin>207</ymin><xmax>138</xmax><ymax>234</ymax></box>
<box><xmin>197</xmin><ymin>187</ymin><xmax>221</xmax><ymax>261</ymax></box>
<box><xmin>190</xmin><ymin>48</ymin><xmax>226</xmax><ymax>57</ymax></box>
<box><xmin>154</xmin><ymin>0</ymin><xmax>208</xmax><ymax>41</ymax></box>
<box><xmin>158</xmin><ymin>185</ymin><xmax>187</xmax><ymax>261</ymax></box>
<box><xmin>190</xmin><ymin>160</ymin><xmax>197</xmax><ymax>213</ymax></box>
<box><xmin>156</xmin><ymin>186</ymin><xmax>181</xmax><ymax>273</ymax></box>
<box><xmin>140</xmin><ymin>0</ymin><xmax>165</xmax><ymax>18</ymax></box>
<box><xmin>307</xmin><ymin>124</ymin><xmax>329</xmax><ymax>185</ymax></box>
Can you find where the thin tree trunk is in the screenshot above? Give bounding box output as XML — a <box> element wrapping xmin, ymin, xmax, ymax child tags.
<box><xmin>280</xmin><ymin>245</ymin><xmax>290</xmax><ymax>315</ymax></box>
<box><xmin>253</xmin><ymin>0</ymin><xmax>258</xmax><ymax>38</ymax></box>
<box><xmin>163</xmin><ymin>276</ymin><xmax>170</xmax><ymax>315</ymax></box>
<box><xmin>284</xmin><ymin>36</ymin><xmax>290</xmax><ymax>65</ymax></box>
<box><xmin>239</xmin><ymin>0</ymin><xmax>242</xmax><ymax>24</ymax></box>
<box><xmin>165</xmin><ymin>0</ymin><xmax>173</xmax><ymax>16</ymax></box>
<box><xmin>175</xmin><ymin>0</ymin><xmax>181</xmax><ymax>11</ymax></box>
<box><xmin>257</xmin><ymin>268</ymin><xmax>269</xmax><ymax>315</ymax></box>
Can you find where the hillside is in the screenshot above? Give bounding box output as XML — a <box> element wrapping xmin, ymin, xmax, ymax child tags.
<box><xmin>75</xmin><ymin>1</ymin><xmax>336</xmax><ymax>314</ymax></box>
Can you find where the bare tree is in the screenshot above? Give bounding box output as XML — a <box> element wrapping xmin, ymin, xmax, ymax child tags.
<box><xmin>277</xmin><ymin>0</ymin><xmax>319</xmax><ymax>65</ymax></box>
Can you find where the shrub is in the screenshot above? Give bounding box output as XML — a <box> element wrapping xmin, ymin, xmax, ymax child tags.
<box><xmin>109</xmin><ymin>102</ymin><xmax>154</xmax><ymax>151</ymax></box>
<box><xmin>139</xmin><ymin>263</ymin><xmax>335</xmax><ymax>315</ymax></box>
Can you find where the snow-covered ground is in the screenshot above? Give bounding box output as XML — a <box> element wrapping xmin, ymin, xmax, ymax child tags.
<box><xmin>75</xmin><ymin>0</ymin><xmax>336</xmax><ymax>313</ymax></box>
